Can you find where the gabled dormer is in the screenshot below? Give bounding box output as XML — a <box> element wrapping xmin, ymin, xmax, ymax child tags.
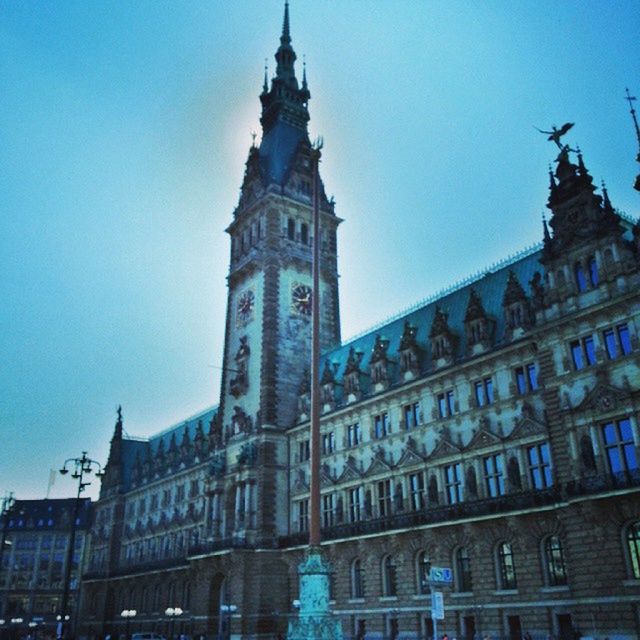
<box><xmin>369</xmin><ymin>335</ymin><xmax>393</xmax><ymax>392</ymax></box>
<box><xmin>503</xmin><ymin>270</ymin><xmax>532</xmax><ymax>339</ymax></box>
<box><xmin>429</xmin><ymin>306</ymin><xmax>457</xmax><ymax>368</ymax></box>
<box><xmin>464</xmin><ymin>289</ymin><xmax>493</xmax><ymax>355</ymax></box>
<box><xmin>343</xmin><ymin>346</ymin><xmax>365</xmax><ymax>403</ymax></box>
<box><xmin>398</xmin><ymin>320</ymin><xmax>420</xmax><ymax>380</ymax></box>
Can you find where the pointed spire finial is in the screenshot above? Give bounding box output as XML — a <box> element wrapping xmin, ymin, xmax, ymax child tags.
<box><xmin>282</xmin><ymin>1</ymin><xmax>291</xmax><ymax>43</ymax></box>
<box><xmin>302</xmin><ymin>54</ymin><xmax>308</xmax><ymax>90</ymax></box>
<box><xmin>263</xmin><ymin>59</ymin><xmax>269</xmax><ymax>93</ymax></box>
<box><xmin>625</xmin><ymin>87</ymin><xmax>640</xmax><ymax>150</ymax></box>
<box><xmin>601</xmin><ymin>179</ymin><xmax>614</xmax><ymax>213</ymax></box>
<box><xmin>542</xmin><ymin>212</ymin><xmax>551</xmax><ymax>244</ymax></box>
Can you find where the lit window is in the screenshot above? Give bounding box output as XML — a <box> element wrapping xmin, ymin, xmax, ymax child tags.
<box><xmin>527</xmin><ymin>443</ymin><xmax>552</xmax><ymax>489</ymax></box>
<box><xmin>404</xmin><ymin>402</ymin><xmax>421</xmax><ymax>429</ymax></box>
<box><xmin>543</xmin><ymin>536</ymin><xmax>567</xmax><ymax>586</ymax></box>
<box><xmin>570</xmin><ymin>335</ymin><xmax>596</xmax><ymax>370</ymax></box>
<box><xmin>347</xmin><ymin>423</ymin><xmax>361</xmax><ymax>447</ymax></box>
<box><xmin>474</xmin><ymin>378</ymin><xmax>494</xmax><ymax>407</ymax></box>
<box><xmin>444</xmin><ymin>463</ymin><xmax>463</xmax><ymax>504</ymax></box>
<box><xmin>483</xmin><ymin>454</ymin><xmax>505</xmax><ymax>497</ymax></box>
<box><xmin>374</xmin><ymin>412</ymin><xmax>390</xmax><ymax>439</ymax></box>
<box><xmin>497</xmin><ymin>542</ymin><xmax>517</xmax><ymax>590</ymax></box>
<box><xmin>602</xmin><ymin>418</ymin><xmax>638</xmax><ymax>476</ymax></box>
<box><xmin>455</xmin><ymin>547</ymin><xmax>473</xmax><ymax>592</ymax></box>
<box><xmin>603</xmin><ymin>323</ymin><xmax>632</xmax><ymax>360</ymax></box>
<box><xmin>408</xmin><ymin>472</ymin><xmax>425</xmax><ymax>510</ymax></box>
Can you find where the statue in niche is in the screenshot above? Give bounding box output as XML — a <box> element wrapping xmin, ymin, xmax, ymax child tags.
<box><xmin>530</xmin><ymin>271</ymin><xmax>545</xmax><ymax>309</ymax></box>
<box><xmin>237</xmin><ymin>442</ymin><xmax>257</xmax><ymax>466</ymax></box>
<box><xmin>394</xmin><ymin>483</ymin><xmax>404</xmax><ymax>511</ymax></box>
<box><xmin>229</xmin><ymin>336</ymin><xmax>250</xmax><ymax>398</ymax></box>
<box><xmin>507</xmin><ymin>457</ymin><xmax>522</xmax><ymax>490</ymax></box>
<box><xmin>466</xmin><ymin>466</ymin><xmax>478</xmax><ymax>497</ymax></box>
<box><xmin>428</xmin><ymin>476</ymin><xmax>439</xmax><ymax>504</ymax></box>
<box><xmin>231</xmin><ymin>406</ymin><xmax>252</xmax><ymax>435</ymax></box>
<box><xmin>580</xmin><ymin>434</ymin><xmax>597</xmax><ymax>471</ymax></box>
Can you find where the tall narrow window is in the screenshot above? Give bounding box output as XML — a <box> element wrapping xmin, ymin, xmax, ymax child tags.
<box><xmin>474</xmin><ymin>378</ymin><xmax>494</xmax><ymax>407</ymax></box>
<box><xmin>347</xmin><ymin>423</ymin><xmax>361</xmax><ymax>447</ymax></box>
<box><xmin>377</xmin><ymin>479</ymin><xmax>392</xmax><ymax>517</ymax></box>
<box><xmin>374</xmin><ymin>412</ymin><xmax>390</xmax><ymax>438</ymax></box>
<box><xmin>416</xmin><ymin>551</ymin><xmax>431</xmax><ymax>594</ymax></box>
<box><xmin>570</xmin><ymin>335</ymin><xmax>596</xmax><ymax>370</ymax></box>
<box><xmin>626</xmin><ymin>522</ymin><xmax>640</xmax><ymax>579</ymax></box>
<box><xmin>322</xmin><ymin>494</ymin><xmax>335</xmax><ymax>529</ymax></box>
<box><xmin>408</xmin><ymin>472</ymin><xmax>425</xmax><ymax>510</ymax></box>
<box><xmin>287</xmin><ymin>217</ymin><xmax>295</xmax><ymax>240</ymax></box>
<box><xmin>604</xmin><ymin>323</ymin><xmax>632</xmax><ymax>360</ymax></box>
<box><xmin>350</xmin><ymin>558</ymin><xmax>364</xmax><ymax>598</ymax></box>
<box><xmin>527</xmin><ymin>443</ymin><xmax>553</xmax><ymax>489</ymax></box>
<box><xmin>515</xmin><ymin>364</ymin><xmax>538</xmax><ymax>394</ymax></box>
<box><xmin>497</xmin><ymin>542</ymin><xmax>517</xmax><ymax>589</ymax></box>
<box><xmin>437</xmin><ymin>391</ymin><xmax>455</xmax><ymax>418</ymax></box>
<box><xmin>455</xmin><ymin>547</ymin><xmax>473</xmax><ymax>592</ymax></box>
<box><xmin>444</xmin><ymin>463</ymin><xmax>463</xmax><ymax>504</ymax></box>
<box><xmin>300</xmin><ymin>223</ymin><xmax>309</xmax><ymax>245</ymax></box>
<box><xmin>382</xmin><ymin>555</ymin><xmax>397</xmax><ymax>597</ymax></box>
<box><xmin>404</xmin><ymin>402</ymin><xmax>420</xmax><ymax>429</ymax></box>
<box><xmin>483</xmin><ymin>454</ymin><xmax>505</xmax><ymax>497</ymax></box>
<box><xmin>543</xmin><ymin>536</ymin><xmax>567</xmax><ymax>586</ymax></box>
<box><xmin>588</xmin><ymin>257</ymin><xmax>598</xmax><ymax>287</ymax></box>
<box><xmin>602</xmin><ymin>418</ymin><xmax>638</xmax><ymax>476</ymax></box>
<box><xmin>297</xmin><ymin>500</ymin><xmax>309</xmax><ymax>533</ymax></box>
<box><xmin>574</xmin><ymin>262</ymin><xmax>587</xmax><ymax>292</ymax></box>
<box><xmin>349</xmin><ymin>487</ymin><xmax>363</xmax><ymax>522</ymax></box>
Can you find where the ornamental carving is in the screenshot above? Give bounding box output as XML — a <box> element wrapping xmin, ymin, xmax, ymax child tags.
<box><xmin>229</xmin><ymin>336</ymin><xmax>250</xmax><ymax>398</ymax></box>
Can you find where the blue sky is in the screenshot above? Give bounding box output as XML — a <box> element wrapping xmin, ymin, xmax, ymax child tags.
<box><xmin>1</xmin><ymin>1</ymin><xmax>639</xmax><ymax>500</ymax></box>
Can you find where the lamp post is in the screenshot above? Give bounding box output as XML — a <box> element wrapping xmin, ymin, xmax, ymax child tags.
<box><xmin>164</xmin><ymin>607</ymin><xmax>182</xmax><ymax>640</ymax></box>
<box><xmin>218</xmin><ymin>605</ymin><xmax>236</xmax><ymax>640</ymax></box>
<box><xmin>120</xmin><ymin>609</ymin><xmax>137</xmax><ymax>640</ymax></box>
<box><xmin>58</xmin><ymin>452</ymin><xmax>104</xmax><ymax>640</ymax></box>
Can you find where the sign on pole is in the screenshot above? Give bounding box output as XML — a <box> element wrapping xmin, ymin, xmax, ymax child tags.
<box><xmin>429</xmin><ymin>566</ymin><xmax>453</xmax><ymax>584</ymax></box>
<box><xmin>431</xmin><ymin>591</ymin><xmax>444</xmax><ymax>620</ymax></box>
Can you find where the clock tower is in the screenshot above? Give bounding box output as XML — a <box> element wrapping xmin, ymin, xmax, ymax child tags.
<box><xmin>216</xmin><ymin>2</ymin><xmax>341</xmax><ymax>539</ymax></box>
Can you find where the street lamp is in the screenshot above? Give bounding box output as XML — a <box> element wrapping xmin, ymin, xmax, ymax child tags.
<box><xmin>120</xmin><ymin>609</ymin><xmax>137</xmax><ymax>640</ymax></box>
<box><xmin>57</xmin><ymin>451</ymin><xmax>104</xmax><ymax>640</ymax></box>
<box><xmin>164</xmin><ymin>607</ymin><xmax>183</xmax><ymax>640</ymax></box>
<box><xmin>218</xmin><ymin>605</ymin><xmax>236</xmax><ymax>640</ymax></box>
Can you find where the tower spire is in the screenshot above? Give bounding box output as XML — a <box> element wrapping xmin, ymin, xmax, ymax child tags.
<box><xmin>625</xmin><ymin>87</ymin><xmax>640</xmax><ymax>191</ymax></box>
<box><xmin>282</xmin><ymin>1</ymin><xmax>291</xmax><ymax>43</ymax></box>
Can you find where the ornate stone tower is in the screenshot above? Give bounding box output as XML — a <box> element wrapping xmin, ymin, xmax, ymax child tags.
<box><xmin>219</xmin><ymin>2</ymin><xmax>341</xmax><ymax>437</ymax></box>
<box><xmin>215</xmin><ymin>2</ymin><xmax>341</xmax><ymax>542</ymax></box>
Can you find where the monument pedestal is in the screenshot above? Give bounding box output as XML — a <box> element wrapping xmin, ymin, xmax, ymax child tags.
<box><xmin>287</xmin><ymin>548</ymin><xmax>343</xmax><ymax>640</ymax></box>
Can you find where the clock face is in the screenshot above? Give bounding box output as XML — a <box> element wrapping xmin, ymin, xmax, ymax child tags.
<box><xmin>291</xmin><ymin>283</ymin><xmax>312</xmax><ymax>316</ymax></box>
<box><xmin>236</xmin><ymin>289</ymin><xmax>255</xmax><ymax>326</ymax></box>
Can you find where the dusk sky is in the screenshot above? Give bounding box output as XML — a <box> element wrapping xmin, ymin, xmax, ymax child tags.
<box><xmin>1</xmin><ymin>1</ymin><xmax>639</xmax><ymax>501</ymax></box>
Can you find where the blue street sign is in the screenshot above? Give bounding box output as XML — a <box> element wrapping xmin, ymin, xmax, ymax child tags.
<box><xmin>430</xmin><ymin>566</ymin><xmax>453</xmax><ymax>583</ymax></box>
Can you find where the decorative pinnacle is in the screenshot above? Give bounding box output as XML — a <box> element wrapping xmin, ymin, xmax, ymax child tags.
<box><xmin>542</xmin><ymin>212</ymin><xmax>551</xmax><ymax>243</ymax></box>
<box><xmin>263</xmin><ymin>59</ymin><xmax>269</xmax><ymax>92</ymax></box>
<box><xmin>302</xmin><ymin>54</ymin><xmax>308</xmax><ymax>90</ymax></box>
<box><xmin>282</xmin><ymin>1</ymin><xmax>291</xmax><ymax>43</ymax></box>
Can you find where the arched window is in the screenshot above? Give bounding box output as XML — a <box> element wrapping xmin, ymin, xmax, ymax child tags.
<box><xmin>350</xmin><ymin>559</ymin><xmax>364</xmax><ymax>598</ymax></box>
<box><xmin>574</xmin><ymin>262</ymin><xmax>587</xmax><ymax>292</ymax></box>
<box><xmin>416</xmin><ymin>551</ymin><xmax>431</xmax><ymax>594</ymax></box>
<box><xmin>543</xmin><ymin>536</ymin><xmax>568</xmax><ymax>586</ymax></box>
<box><xmin>454</xmin><ymin>547</ymin><xmax>473</xmax><ymax>592</ymax></box>
<box><xmin>496</xmin><ymin>542</ymin><xmax>517</xmax><ymax>590</ymax></box>
<box><xmin>381</xmin><ymin>555</ymin><xmax>397</xmax><ymax>597</ymax></box>
<box><xmin>588</xmin><ymin>257</ymin><xmax>598</xmax><ymax>287</ymax></box>
<box><xmin>626</xmin><ymin>522</ymin><xmax>640</xmax><ymax>579</ymax></box>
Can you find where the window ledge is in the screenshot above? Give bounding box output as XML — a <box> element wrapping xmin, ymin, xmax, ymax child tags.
<box><xmin>493</xmin><ymin>589</ymin><xmax>518</xmax><ymax>595</ymax></box>
<box><xmin>450</xmin><ymin>591</ymin><xmax>474</xmax><ymax>598</ymax></box>
<box><xmin>623</xmin><ymin>579</ymin><xmax>640</xmax><ymax>587</ymax></box>
<box><xmin>411</xmin><ymin>594</ymin><xmax>430</xmax><ymax>600</ymax></box>
<box><xmin>379</xmin><ymin>596</ymin><xmax>399</xmax><ymax>602</ymax></box>
<box><xmin>540</xmin><ymin>585</ymin><xmax>569</xmax><ymax>593</ymax></box>
<box><xmin>348</xmin><ymin>598</ymin><xmax>365</xmax><ymax>604</ymax></box>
